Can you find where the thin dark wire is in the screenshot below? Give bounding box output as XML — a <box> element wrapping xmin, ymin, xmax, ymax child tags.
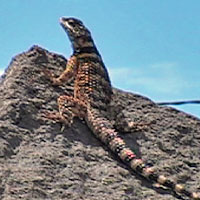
<box><xmin>157</xmin><ymin>100</ymin><xmax>200</xmax><ymax>106</ymax></box>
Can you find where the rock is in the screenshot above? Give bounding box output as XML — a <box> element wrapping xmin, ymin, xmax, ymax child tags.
<box><xmin>0</xmin><ymin>45</ymin><xmax>199</xmax><ymax>200</ymax></box>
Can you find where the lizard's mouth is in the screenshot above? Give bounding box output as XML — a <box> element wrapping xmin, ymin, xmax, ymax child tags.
<box><xmin>59</xmin><ymin>17</ymin><xmax>71</xmax><ymax>30</ymax></box>
<box><xmin>59</xmin><ymin>17</ymin><xmax>74</xmax><ymax>40</ymax></box>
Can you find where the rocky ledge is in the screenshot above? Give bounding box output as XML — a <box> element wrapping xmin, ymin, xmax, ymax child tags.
<box><xmin>0</xmin><ymin>46</ymin><xmax>199</xmax><ymax>200</ymax></box>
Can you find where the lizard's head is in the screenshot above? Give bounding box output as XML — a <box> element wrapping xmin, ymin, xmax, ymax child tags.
<box><xmin>60</xmin><ymin>17</ymin><xmax>92</xmax><ymax>47</ymax></box>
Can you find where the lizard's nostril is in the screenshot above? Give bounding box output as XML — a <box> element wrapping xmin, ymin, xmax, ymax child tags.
<box><xmin>59</xmin><ymin>17</ymin><xmax>63</xmax><ymax>23</ymax></box>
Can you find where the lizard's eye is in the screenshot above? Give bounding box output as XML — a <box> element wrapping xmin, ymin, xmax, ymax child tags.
<box><xmin>68</xmin><ymin>21</ymin><xmax>74</xmax><ymax>26</ymax></box>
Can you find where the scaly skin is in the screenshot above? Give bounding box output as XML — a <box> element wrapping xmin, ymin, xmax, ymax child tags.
<box><xmin>43</xmin><ymin>17</ymin><xmax>200</xmax><ymax>200</ymax></box>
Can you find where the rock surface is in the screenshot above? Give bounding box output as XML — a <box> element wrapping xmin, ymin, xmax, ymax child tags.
<box><xmin>0</xmin><ymin>46</ymin><xmax>200</xmax><ymax>200</ymax></box>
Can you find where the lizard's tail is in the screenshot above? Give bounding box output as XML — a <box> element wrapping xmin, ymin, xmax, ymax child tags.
<box><xmin>86</xmin><ymin>108</ymin><xmax>200</xmax><ymax>200</ymax></box>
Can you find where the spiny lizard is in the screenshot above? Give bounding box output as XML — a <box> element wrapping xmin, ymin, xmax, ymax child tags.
<box><xmin>43</xmin><ymin>17</ymin><xmax>200</xmax><ymax>200</ymax></box>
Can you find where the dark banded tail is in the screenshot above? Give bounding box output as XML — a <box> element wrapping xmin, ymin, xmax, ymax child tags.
<box><xmin>86</xmin><ymin>108</ymin><xmax>200</xmax><ymax>200</ymax></box>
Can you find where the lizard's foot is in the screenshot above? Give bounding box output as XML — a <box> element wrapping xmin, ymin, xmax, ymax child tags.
<box><xmin>42</xmin><ymin>69</ymin><xmax>55</xmax><ymax>80</ymax></box>
<box><xmin>127</xmin><ymin>121</ymin><xmax>150</xmax><ymax>131</ymax></box>
<box><xmin>40</xmin><ymin>110</ymin><xmax>73</xmax><ymax>132</ymax></box>
<box><xmin>42</xmin><ymin>69</ymin><xmax>61</xmax><ymax>85</ymax></box>
<box><xmin>115</xmin><ymin>121</ymin><xmax>150</xmax><ymax>133</ymax></box>
<box><xmin>40</xmin><ymin>110</ymin><xmax>73</xmax><ymax>126</ymax></box>
<box><xmin>41</xmin><ymin>110</ymin><xmax>62</xmax><ymax>121</ymax></box>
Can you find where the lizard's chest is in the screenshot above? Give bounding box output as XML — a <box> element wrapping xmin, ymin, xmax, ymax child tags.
<box><xmin>74</xmin><ymin>62</ymin><xmax>98</xmax><ymax>100</ymax></box>
<box><xmin>74</xmin><ymin>60</ymin><xmax>113</xmax><ymax>109</ymax></box>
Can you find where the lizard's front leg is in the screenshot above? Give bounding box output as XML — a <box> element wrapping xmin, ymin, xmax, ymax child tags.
<box><xmin>43</xmin><ymin>55</ymin><xmax>77</xmax><ymax>85</ymax></box>
<box><xmin>42</xmin><ymin>55</ymin><xmax>80</xmax><ymax>124</ymax></box>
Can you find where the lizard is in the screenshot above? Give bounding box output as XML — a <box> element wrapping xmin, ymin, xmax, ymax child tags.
<box><xmin>42</xmin><ymin>17</ymin><xmax>200</xmax><ymax>200</ymax></box>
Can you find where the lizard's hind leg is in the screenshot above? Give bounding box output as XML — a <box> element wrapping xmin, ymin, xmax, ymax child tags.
<box><xmin>57</xmin><ymin>95</ymin><xmax>87</xmax><ymax>126</ymax></box>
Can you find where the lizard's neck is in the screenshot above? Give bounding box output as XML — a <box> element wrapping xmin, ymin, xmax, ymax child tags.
<box><xmin>71</xmin><ymin>37</ymin><xmax>100</xmax><ymax>57</ymax></box>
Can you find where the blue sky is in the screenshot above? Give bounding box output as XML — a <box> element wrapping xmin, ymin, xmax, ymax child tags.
<box><xmin>0</xmin><ymin>0</ymin><xmax>200</xmax><ymax>118</ymax></box>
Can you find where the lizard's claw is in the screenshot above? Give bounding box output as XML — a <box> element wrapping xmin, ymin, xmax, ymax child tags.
<box><xmin>42</xmin><ymin>69</ymin><xmax>55</xmax><ymax>81</ymax></box>
<box><xmin>40</xmin><ymin>110</ymin><xmax>62</xmax><ymax>122</ymax></box>
<box><xmin>42</xmin><ymin>69</ymin><xmax>61</xmax><ymax>85</ymax></box>
<box><xmin>127</xmin><ymin>121</ymin><xmax>150</xmax><ymax>131</ymax></box>
<box><xmin>40</xmin><ymin>110</ymin><xmax>73</xmax><ymax>127</ymax></box>
<box><xmin>40</xmin><ymin>110</ymin><xmax>69</xmax><ymax>132</ymax></box>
